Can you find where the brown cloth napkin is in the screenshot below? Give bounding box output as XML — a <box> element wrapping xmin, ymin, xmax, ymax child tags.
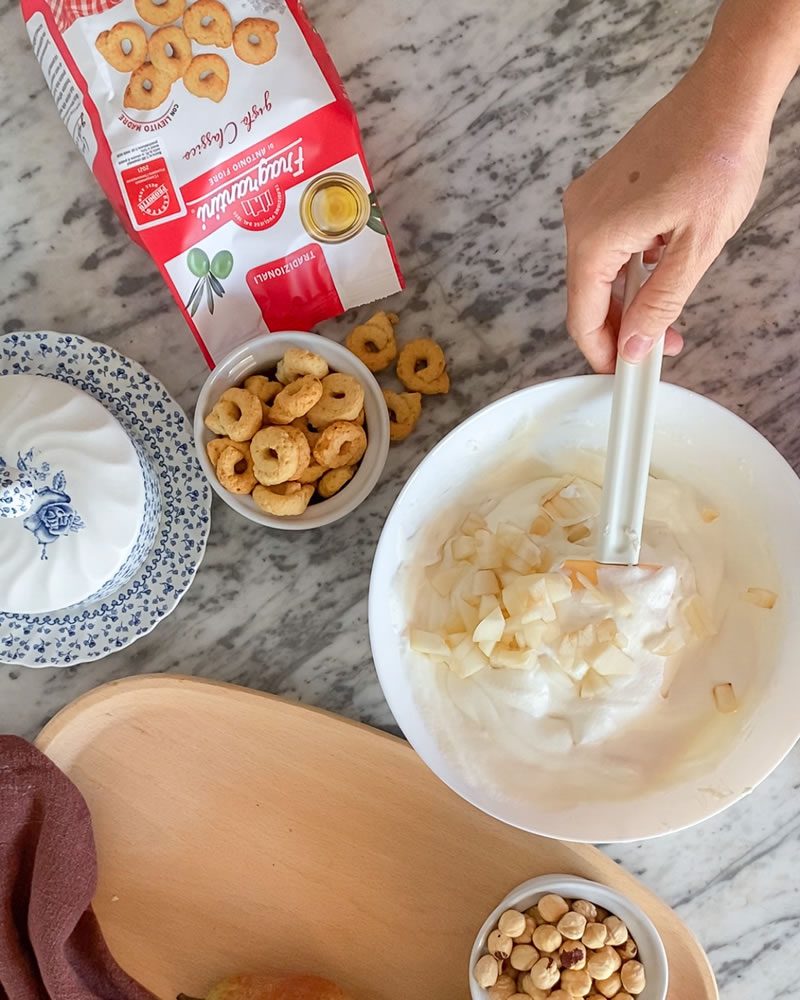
<box><xmin>0</xmin><ymin>735</ymin><xmax>157</xmax><ymax>1000</ymax></box>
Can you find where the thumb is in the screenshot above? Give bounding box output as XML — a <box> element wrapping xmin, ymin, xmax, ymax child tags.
<box><xmin>618</xmin><ymin>233</ymin><xmax>707</xmax><ymax>363</ymax></box>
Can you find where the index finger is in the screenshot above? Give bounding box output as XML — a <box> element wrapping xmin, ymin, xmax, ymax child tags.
<box><xmin>565</xmin><ymin>241</ymin><xmax>619</xmax><ymax>373</ymax></box>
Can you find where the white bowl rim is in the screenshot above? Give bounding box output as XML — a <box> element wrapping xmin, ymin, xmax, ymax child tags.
<box><xmin>468</xmin><ymin>874</ymin><xmax>670</xmax><ymax>1000</ymax></box>
<box><xmin>369</xmin><ymin>374</ymin><xmax>800</xmax><ymax>842</ymax></box>
<box><xmin>194</xmin><ymin>331</ymin><xmax>390</xmax><ymax>530</ymax></box>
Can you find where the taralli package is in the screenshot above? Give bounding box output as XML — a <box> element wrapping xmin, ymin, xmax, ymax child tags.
<box><xmin>21</xmin><ymin>0</ymin><xmax>404</xmax><ymax>364</ymax></box>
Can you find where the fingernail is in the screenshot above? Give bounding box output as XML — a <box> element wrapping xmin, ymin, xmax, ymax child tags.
<box><xmin>622</xmin><ymin>335</ymin><xmax>652</xmax><ymax>363</ymax></box>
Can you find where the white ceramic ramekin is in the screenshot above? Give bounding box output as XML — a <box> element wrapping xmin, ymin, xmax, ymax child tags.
<box><xmin>469</xmin><ymin>874</ymin><xmax>668</xmax><ymax>1000</ymax></box>
<box><xmin>195</xmin><ymin>331</ymin><xmax>389</xmax><ymax>530</ymax></box>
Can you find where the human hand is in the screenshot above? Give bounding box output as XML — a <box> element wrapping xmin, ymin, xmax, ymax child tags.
<box><xmin>562</xmin><ymin>52</ymin><xmax>772</xmax><ymax>373</ymax></box>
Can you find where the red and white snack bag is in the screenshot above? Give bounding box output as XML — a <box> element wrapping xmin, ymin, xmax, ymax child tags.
<box><xmin>21</xmin><ymin>0</ymin><xmax>404</xmax><ymax>365</ymax></box>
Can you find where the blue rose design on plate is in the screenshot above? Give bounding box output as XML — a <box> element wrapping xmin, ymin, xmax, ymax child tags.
<box><xmin>4</xmin><ymin>450</ymin><xmax>85</xmax><ymax>560</ymax></box>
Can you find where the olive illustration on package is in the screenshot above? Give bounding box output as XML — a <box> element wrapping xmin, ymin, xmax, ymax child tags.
<box><xmin>184</xmin><ymin>248</ymin><xmax>234</xmax><ymax>317</ymax></box>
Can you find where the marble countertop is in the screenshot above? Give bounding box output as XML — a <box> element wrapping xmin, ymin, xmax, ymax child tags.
<box><xmin>3</xmin><ymin>0</ymin><xmax>800</xmax><ymax>995</ymax></box>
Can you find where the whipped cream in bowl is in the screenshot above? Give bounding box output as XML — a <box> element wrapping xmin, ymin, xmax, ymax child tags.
<box><xmin>369</xmin><ymin>376</ymin><xmax>800</xmax><ymax>842</ymax></box>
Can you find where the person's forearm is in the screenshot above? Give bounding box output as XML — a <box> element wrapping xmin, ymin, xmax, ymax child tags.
<box><xmin>696</xmin><ymin>0</ymin><xmax>800</xmax><ymax>121</ymax></box>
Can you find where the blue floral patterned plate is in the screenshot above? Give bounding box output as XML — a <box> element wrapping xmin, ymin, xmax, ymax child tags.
<box><xmin>0</xmin><ymin>331</ymin><xmax>211</xmax><ymax>667</ymax></box>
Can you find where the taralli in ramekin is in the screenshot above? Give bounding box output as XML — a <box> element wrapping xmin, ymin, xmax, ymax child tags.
<box><xmin>308</xmin><ymin>373</ymin><xmax>365</xmax><ymax>427</ymax></box>
<box><xmin>195</xmin><ymin>331</ymin><xmax>389</xmax><ymax>530</ymax></box>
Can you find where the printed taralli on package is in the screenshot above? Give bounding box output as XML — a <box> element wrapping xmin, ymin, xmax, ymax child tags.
<box><xmin>21</xmin><ymin>0</ymin><xmax>404</xmax><ymax>365</ymax></box>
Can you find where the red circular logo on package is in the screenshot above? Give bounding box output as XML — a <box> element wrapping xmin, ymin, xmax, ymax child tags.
<box><xmin>232</xmin><ymin>182</ymin><xmax>285</xmax><ymax>231</ymax></box>
<box><xmin>136</xmin><ymin>181</ymin><xmax>173</xmax><ymax>219</ymax></box>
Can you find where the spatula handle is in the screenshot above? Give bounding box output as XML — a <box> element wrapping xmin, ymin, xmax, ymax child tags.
<box><xmin>597</xmin><ymin>253</ymin><xmax>665</xmax><ymax>565</ymax></box>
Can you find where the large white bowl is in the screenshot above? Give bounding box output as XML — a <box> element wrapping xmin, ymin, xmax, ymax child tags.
<box><xmin>195</xmin><ymin>332</ymin><xmax>389</xmax><ymax>530</ymax></box>
<box><xmin>369</xmin><ymin>376</ymin><xmax>800</xmax><ymax>842</ymax></box>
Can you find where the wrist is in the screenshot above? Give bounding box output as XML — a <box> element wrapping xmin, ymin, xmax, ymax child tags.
<box><xmin>698</xmin><ymin>0</ymin><xmax>800</xmax><ymax>120</ymax></box>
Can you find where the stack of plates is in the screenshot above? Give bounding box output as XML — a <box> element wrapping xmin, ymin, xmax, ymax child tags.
<box><xmin>0</xmin><ymin>331</ymin><xmax>211</xmax><ymax>667</ymax></box>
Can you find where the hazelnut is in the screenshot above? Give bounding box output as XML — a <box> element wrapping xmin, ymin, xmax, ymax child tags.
<box><xmin>603</xmin><ymin>916</ymin><xmax>629</xmax><ymax>947</ymax></box>
<box><xmin>532</xmin><ymin>924</ymin><xmax>562</xmax><ymax>953</ymax></box>
<box><xmin>488</xmin><ymin>975</ymin><xmax>517</xmax><ymax>1000</ymax></box>
<box><xmin>560</xmin><ymin>968</ymin><xmax>593</xmax><ymax>997</ymax></box>
<box><xmin>529</xmin><ymin>955</ymin><xmax>560</xmax><ymax>991</ymax></box>
<box><xmin>620</xmin><ymin>960</ymin><xmax>646</xmax><ymax>995</ymax></box>
<box><xmin>559</xmin><ymin>940</ymin><xmax>587</xmax><ymax>970</ymax></box>
<box><xmin>617</xmin><ymin>995</ymin><xmax>634</xmax><ymax>1000</ymax></box>
<box><xmin>507</xmin><ymin>995</ymin><xmax>529</xmax><ymax>1000</ymax></box>
<box><xmin>518</xmin><ymin>973</ymin><xmax>550</xmax><ymax>999</ymax></box>
<box><xmin>595</xmin><ymin>972</ymin><xmax>622</xmax><ymax>998</ymax></box>
<box><xmin>549</xmin><ymin>993</ymin><xmax>573</xmax><ymax>1000</ymax></box>
<box><xmin>526</xmin><ymin>905</ymin><xmax>546</xmax><ymax>926</ymax></box>
<box><xmin>489</xmin><ymin>929</ymin><xmax>514</xmax><ymax>960</ymax></box>
<box><xmin>475</xmin><ymin>954</ymin><xmax>500</xmax><ymax>988</ymax></box>
<box><xmin>509</xmin><ymin>944</ymin><xmax>539</xmax><ymax>972</ymax></box>
<box><xmin>616</xmin><ymin>937</ymin><xmax>638</xmax><ymax>961</ymax></box>
<box><xmin>538</xmin><ymin>893</ymin><xmax>570</xmax><ymax>923</ymax></box>
<box><xmin>582</xmin><ymin>922</ymin><xmax>608</xmax><ymax>949</ymax></box>
<box><xmin>499</xmin><ymin>909</ymin><xmax>527</xmax><ymax>938</ymax></box>
<box><xmin>572</xmin><ymin>899</ymin><xmax>598</xmax><ymax>922</ymax></box>
<box><xmin>586</xmin><ymin>946</ymin><xmax>621</xmax><ymax>981</ymax></box>
<box><xmin>558</xmin><ymin>911</ymin><xmax>588</xmax><ymax>940</ymax></box>
<box><xmin>595</xmin><ymin>906</ymin><xmax>610</xmax><ymax>922</ymax></box>
<box><xmin>514</xmin><ymin>915</ymin><xmax>537</xmax><ymax>944</ymax></box>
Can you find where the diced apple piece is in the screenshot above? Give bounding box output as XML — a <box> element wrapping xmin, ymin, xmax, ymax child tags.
<box><xmin>517</xmin><ymin>535</ymin><xmax>543</xmax><ymax>569</ymax></box>
<box><xmin>452</xmin><ymin>535</ymin><xmax>477</xmax><ymax>561</ymax></box>
<box><xmin>501</xmin><ymin>580</ymin><xmax>528</xmax><ymax>616</ymax></box>
<box><xmin>429</xmin><ymin>566</ymin><xmax>463</xmax><ymax>598</ymax></box>
<box><xmin>473</xmin><ymin>606</ymin><xmax>506</xmax><ymax>644</ymax></box>
<box><xmin>522</xmin><ymin>621</ymin><xmax>548</xmax><ymax>649</ymax></box>
<box><xmin>542</xmin><ymin>480</ymin><xmax>599</xmax><ymax>526</ymax></box>
<box><xmin>478</xmin><ymin>594</ymin><xmax>499</xmax><ymax>621</ymax></box>
<box><xmin>471</xmin><ymin>569</ymin><xmax>500</xmax><ymax>597</ymax></box>
<box><xmin>504</xmin><ymin>552</ymin><xmax>533</xmax><ymax>575</ymax></box>
<box><xmin>478</xmin><ymin>639</ymin><xmax>498</xmax><ymax>658</ymax></box>
<box><xmin>713</xmin><ymin>682</ymin><xmax>738</xmax><ymax>714</ymax></box>
<box><xmin>645</xmin><ymin>630</ymin><xmax>686</xmax><ymax>656</ymax></box>
<box><xmin>557</xmin><ymin>632</ymin><xmax>577</xmax><ymax>668</ymax></box>
<box><xmin>563</xmin><ymin>657</ymin><xmax>589</xmax><ymax>682</ymax></box>
<box><xmin>454</xmin><ymin>598</ymin><xmax>480</xmax><ymax>633</ymax></box>
<box><xmin>580</xmin><ymin>669</ymin><xmax>610</xmax><ymax>699</ymax></box>
<box><xmin>446</xmin><ymin>631</ymin><xmax>468</xmax><ymax>647</ymax></box>
<box><xmin>410</xmin><ymin>629</ymin><xmax>451</xmax><ymax>658</ymax></box>
<box><xmin>474</xmin><ymin>530</ymin><xmax>503</xmax><ymax>570</ymax></box>
<box><xmin>460</xmin><ymin>512</ymin><xmax>486</xmax><ymax>536</ymax></box>
<box><xmin>596</xmin><ymin>618</ymin><xmax>617</xmax><ymax>643</ymax></box>
<box><xmin>449</xmin><ymin>636</ymin><xmax>488</xmax><ymax>678</ymax></box>
<box><xmin>590</xmin><ymin>644</ymin><xmax>635</xmax><ymax>676</ymax></box>
<box><xmin>566</xmin><ymin>522</ymin><xmax>591</xmax><ymax>543</ymax></box>
<box><xmin>491</xmin><ymin>648</ymin><xmax>538</xmax><ymax>670</ymax></box>
<box><xmin>682</xmin><ymin>594</ymin><xmax>717</xmax><ymax>639</ymax></box>
<box><xmin>540</xmin><ymin>475</ymin><xmax>576</xmax><ymax>505</ymax></box>
<box><xmin>744</xmin><ymin>587</ymin><xmax>777</xmax><ymax>609</ymax></box>
<box><xmin>530</xmin><ymin>512</ymin><xmax>553</xmax><ymax>537</ymax></box>
<box><xmin>543</xmin><ymin>573</ymin><xmax>572</xmax><ymax>605</ymax></box>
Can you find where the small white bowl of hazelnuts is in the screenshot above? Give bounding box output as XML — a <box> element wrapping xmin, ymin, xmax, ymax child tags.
<box><xmin>469</xmin><ymin>875</ymin><xmax>668</xmax><ymax>1000</ymax></box>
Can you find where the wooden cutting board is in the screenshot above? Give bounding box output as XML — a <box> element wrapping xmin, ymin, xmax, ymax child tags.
<box><xmin>36</xmin><ymin>676</ymin><xmax>718</xmax><ymax>1000</ymax></box>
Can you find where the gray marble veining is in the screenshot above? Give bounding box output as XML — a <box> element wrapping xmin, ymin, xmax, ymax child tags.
<box><xmin>3</xmin><ymin>0</ymin><xmax>800</xmax><ymax>995</ymax></box>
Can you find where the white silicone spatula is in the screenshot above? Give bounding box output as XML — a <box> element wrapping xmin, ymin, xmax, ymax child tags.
<box><xmin>596</xmin><ymin>251</ymin><xmax>664</xmax><ymax>566</ymax></box>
